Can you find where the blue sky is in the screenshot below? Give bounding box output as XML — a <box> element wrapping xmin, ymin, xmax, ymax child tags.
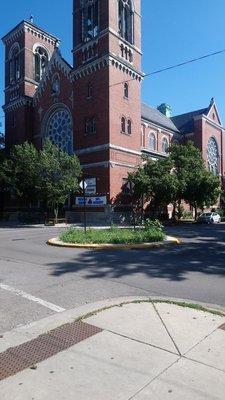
<box><xmin>1</xmin><ymin>0</ymin><xmax>225</xmax><ymax>133</ymax></box>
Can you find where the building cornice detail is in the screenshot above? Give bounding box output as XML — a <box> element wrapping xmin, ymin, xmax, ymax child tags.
<box><xmin>72</xmin><ymin>27</ymin><xmax>142</xmax><ymax>55</ymax></box>
<box><xmin>2</xmin><ymin>21</ymin><xmax>60</xmax><ymax>47</ymax></box>
<box><xmin>76</xmin><ymin>143</ymin><xmax>142</xmax><ymax>157</ymax></box>
<box><xmin>72</xmin><ymin>54</ymin><xmax>143</xmax><ymax>81</ymax></box>
<box><xmin>202</xmin><ymin>115</ymin><xmax>225</xmax><ymax>131</ymax></box>
<box><xmin>81</xmin><ymin>161</ymin><xmax>137</xmax><ymax>169</ymax></box>
<box><xmin>2</xmin><ymin>96</ymin><xmax>32</xmax><ymax>112</ymax></box>
<box><xmin>141</xmin><ymin>117</ymin><xmax>178</xmax><ymax>135</ymax></box>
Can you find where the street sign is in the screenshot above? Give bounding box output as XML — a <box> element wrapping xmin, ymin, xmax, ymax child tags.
<box><xmin>79</xmin><ymin>180</ymin><xmax>87</xmax><ymax>190</ymax></box>
<box><xmin>76</xmin><ymin>196</ymin><xmax>107</xmax><ymax>207</ymax></box>
<box><xmin>85</xmin><ymin>178</ymin><xmax>96</xmax><ymax>195</ymax></box>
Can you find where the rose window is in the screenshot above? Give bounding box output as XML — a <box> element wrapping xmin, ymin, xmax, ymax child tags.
<box><xmin>45</xmin><ymin>108</ymin><xmax>73</xmax><ymax>154</ymax></box>
<box><xmin>207</xmin><ymin>137</ymin><xmax>219</xmax><ymax>174</ymax></box>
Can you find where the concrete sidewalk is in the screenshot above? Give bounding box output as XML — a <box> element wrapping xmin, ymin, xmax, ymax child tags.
<box><xmin>0</xmin><ymin>297</ymin><xmax>225</xmax><ymax>399</ymax></box>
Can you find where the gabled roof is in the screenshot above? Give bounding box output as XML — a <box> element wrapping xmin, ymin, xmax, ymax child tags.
<box><xmin>141</xmin><ymin>102</ymin><xmax>179</xmax><ymax>133</ymax></box>
<box><xmin>33</xmin><ymin>49</ymin><xmax>72</xmax><ymax>104</ymax></box>
<box><xmin>171</xmin><ymin>107</ymin><xmax>209</xmax><ymax>133</ymax></box>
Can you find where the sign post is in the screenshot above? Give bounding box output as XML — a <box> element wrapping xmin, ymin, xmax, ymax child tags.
<box><xmin>125</xmin><ymin>181</ymin><xmax>136</xmax><ymax>230</ymax></box>
<box><xmin>79</xmin><ymin>180</ymin><xmax>88</xmax><ymax>233</ymax></box>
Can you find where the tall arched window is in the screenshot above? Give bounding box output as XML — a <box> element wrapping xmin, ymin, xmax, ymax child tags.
<box><xmin>124</xmin><ymin>82</ymin><xmax>129</xmax><ymax>98</ymax></box>
<box><xmin>34</xmin><ymin>46</ymin><xmax>49</xmax><ymax>82</ymax></box>
<box><xmin>81</xmin><ymin>0</ymin><xmax>99</xmax><ymax>42</ymax></box>
<box><xmin>44</xmin><ymin>107</ymin><xmax>73</xmax><ymax>154</ymax></box>
<box><xmin>121</xmin><ymin>117</ymin><xmax>126</xmax><ymax>133</ymax></box>
<box><xmin>207</xmin><ymin>137</ymin><xmax>219</xmax><ymax>175</ymax></box>
<box><xmin>149</xmin><ymin>133</ymin><xmax>156</xmax><ymax>150</ymax></box>
<box><xmin>9</xmin><ymin>44</ymin><xmax>20</xmax><ymax>84</ymax></box>
<box><xmin>127</xmin><ymin>119</ymin><xmax>132</xmax><ymax>135</ymax></box>
<box><xmin>118</xmin><ymin>0</ymin><xmax>134</xmax><ymax>44</ymax></box>
<box><xmin>162</xmin><ymin>137</ymin><xmax>169</xmax><ymax>153</ymax></box>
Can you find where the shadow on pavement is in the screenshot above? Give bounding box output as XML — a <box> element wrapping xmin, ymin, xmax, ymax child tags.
<box><xmin>48</xmin><ymin>224</ymin><xmax>225</xmax><ymax>282</ymax></box>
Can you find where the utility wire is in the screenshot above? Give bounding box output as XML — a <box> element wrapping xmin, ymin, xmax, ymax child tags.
<box><xmin>110</xmin><ymin>48</ymin><xmax>225</xmax><ymax>87</ymax></box>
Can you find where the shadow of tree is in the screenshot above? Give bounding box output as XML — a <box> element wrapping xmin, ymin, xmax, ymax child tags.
<box><xmin>47</xmin><ymin>224</ymin><xmax>225</xmax><ymax>283</ymax></box>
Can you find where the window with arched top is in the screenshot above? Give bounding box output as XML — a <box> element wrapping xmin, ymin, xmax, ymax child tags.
<box><xmin>87</xmin><ymin>82</ymin><xmax>93</xmax><ymax>98</ymax></box>
<box><xmin>34</xmin><ymin>46</ymin><xmax>49</xmax><ymax>82</ymax></box>
<box><xmin>162</xmin><ymin>137</ymin><xmax>169</xmax><ymax>153</ymax></box>
<box><xmin>207</xmin><ymin>137</ymin><xmax>219</xmax><ymax>175</ymax></box>
<box><xmin>44</xmin><ymin>107</ymin><xmax>73</xmax><ymax>154</ymax></box>
<box><xmin>81</xmin><ymin>0</ymin><xmax>99</xmax><ymax>42</ymax></box>
<box><xmin>124</xmin><ymin>82</ymin><xmax>129</xmax><ymax>98</ymax></box>
<box><xmin>148</xmin><ymin>133</ymin><xmax>156</xmax><ymax>150</ymax></box>
<box><xmin>118</xmin><ymin>0</ymin><xmax>134</xmax><ymax>44</ymax></box>
<box><xmin>121</xmin><ymin>117</ymin><xmax>126</xmax><ymax>133</ymax></box>
<box><xmin>9</xmin><ymin>44</ymin><xmax>20</xmax><ymax>84</ymax></box>
<box><xmin>52</xmin><ymin>74</ymin><xmax>60</xmax><ymax>95</ymax></box>
<box><xmin>127</xmin><ymin>119</ymin><xmax>132</xmax><ymax>134</ymax></box>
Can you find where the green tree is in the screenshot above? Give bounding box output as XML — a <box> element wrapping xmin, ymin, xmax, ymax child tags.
<box><xmin>169</xmin><ymin>142</ymin><xmax>207</xmax><ymax>219</ymax></box>
<box><xmin>0</xmin><ymin>142</ymin><xmax>40</xmax><ymax>205</ymax></box>
<box><xmin>38</xmin><ymin>140</ymin><xmax>81</xmax><ymax>221</ymax></box>
<box><xmin>129</xmin><ymin>157</ymin><xmax>178</xmax><ymax>218</ymax></box>
<box><xmin>183</xmin><ymin>169</ymin><xmax>221</xmax><ymax>220</ymax></box>
<box><xmin>0</xmin><ymin>140</ymin><xmax>81</xmax><ymax>221</ymax></box>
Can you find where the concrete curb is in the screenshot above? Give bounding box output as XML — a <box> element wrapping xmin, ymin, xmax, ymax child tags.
<box><xmin>47</xmin><ymin>235</ymin><xmax>181</xmax><ymax>250</ymax></box>
<box><xmin>1</xmin><ymin>295</ymin><xmax>225</xmax><ymax>354</ymax></box>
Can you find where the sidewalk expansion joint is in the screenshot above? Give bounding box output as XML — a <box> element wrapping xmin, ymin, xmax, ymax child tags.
<box><xmin>0</xmin><ymin>321</ymin><xmax>102</xmax><ymax>381</ymax></box>
<box><xmin>151</xmin><ymin>301</ymin><xmax>182</xmax><ymax>356</ymax></box>
<box><xmin>103</xmin><ymin>329</ymin><xmax>180</xmax><ymax>357</ymax></box>
<box><xmin>127</xmin><ymin>357</ymin><xmax>182</xmax><ymax>400</ymax></box>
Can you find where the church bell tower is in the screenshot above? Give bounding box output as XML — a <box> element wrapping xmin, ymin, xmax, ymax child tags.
<box><xmin>72</xmin><ymin>0</ymin><xmax>143</xmax><ymax>200</ymax></box>
<box><xmin>2</xmin><ymin>19</ymin><xmax>59</xmax><ymax>149</ymax></box>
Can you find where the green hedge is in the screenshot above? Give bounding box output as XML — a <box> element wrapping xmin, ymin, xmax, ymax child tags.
<box><xmin>60</xmin><ymin>226</ymin><xmax>165</xmax><ymax>244</ymax></box>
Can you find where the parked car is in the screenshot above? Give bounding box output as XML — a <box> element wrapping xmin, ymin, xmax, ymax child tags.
<box><xmin>197</xmin><ymin>212</ymin><xmax>221</xmax><ymax>224</ymax></box>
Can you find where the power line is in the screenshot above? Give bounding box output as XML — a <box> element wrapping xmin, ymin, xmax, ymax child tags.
<box><xmin>110</xmin><ymin>48</ymin><xmax>225</xmax><ymax>88</ymax></box>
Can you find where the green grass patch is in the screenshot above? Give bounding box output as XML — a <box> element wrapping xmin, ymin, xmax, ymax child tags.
<box><xmin>60</xmin><ymin>226</ymin><xmax>165</xmax><ymax>245</ymax></box>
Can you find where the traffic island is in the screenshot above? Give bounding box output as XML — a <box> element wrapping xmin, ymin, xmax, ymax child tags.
<box><xmin>47</xmin><ymin>235</ymin><xmax>180</xmax><ymax>250</ymax></box>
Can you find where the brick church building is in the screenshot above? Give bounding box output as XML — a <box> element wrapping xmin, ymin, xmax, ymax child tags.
<box><xmin>2</xmin><ymin>0</ymin><xmax>225</xmax><ymax>221</ymax></box>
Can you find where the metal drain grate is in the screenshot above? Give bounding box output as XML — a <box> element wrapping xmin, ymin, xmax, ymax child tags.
<box><xmin>219</xmin><ymin>323</ymin><xmax>225</xmax><ymax>331</ymax></box>
<box><xmin>0</xmin><ymin>321</ymin><xmax>102</xmax><ymax>381</ymax></box>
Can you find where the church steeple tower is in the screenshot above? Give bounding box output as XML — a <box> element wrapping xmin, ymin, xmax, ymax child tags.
<box><xmin>2</xmin><ymin>20</ymin><xmax>60</xmax><ymax>149</ymax></box>
<box><xmin>72</xmin><ymin>0</ymin><xmax>143</xmax><ymax>200</ymax></box>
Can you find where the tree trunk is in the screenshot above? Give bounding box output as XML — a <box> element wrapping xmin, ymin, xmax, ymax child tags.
<box><xmin>54</xmin><ymin>205</ymin><xmax>59</xmax><ymax>224</ymax></box>
<box><xmin>172</xmin><ymin>202</ymin><xmax>176</xmax><ymax>221</ymax></box>
<box><xmin>194</xmin><ymin>204</ymin><xmax>198</xmax><ymax>221</ymax></box>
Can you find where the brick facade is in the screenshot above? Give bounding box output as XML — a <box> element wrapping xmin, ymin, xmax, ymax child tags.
<box><xmin>1</xmin><ymin>0</ymin><xmax>225</xmax><ymax>219</ymax></box>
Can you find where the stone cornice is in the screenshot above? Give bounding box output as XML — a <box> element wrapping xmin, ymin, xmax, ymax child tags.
<box><xmin>71</xmin><ymin>54</ymin><xmax>143</xmax><ymax>81</ymax></box>
<box><xmin>2</xmin><ymin>21</ymin><xmax>60</xmax><ymax>47</ymax></box>
<box><xmin>2</xmin><ymin>96</ymin><xmax>32</xmax><ymax>112</ymax></box>
<box><xmin>141</xmin><ymin>117</ymin><xmax>179</xmax><ymax>135</ymax></box>
<box><xmin>76</xmin><ymin>143</ymin><xmax>142</xmax><ymax>157</ymax></box>
<box><xmin>73</xmin><ymin>27</ymin><xmax>142</xmax><ymax>55</ymax></box>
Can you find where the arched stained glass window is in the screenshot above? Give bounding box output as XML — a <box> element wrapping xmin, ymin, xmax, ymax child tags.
<box><xmin>34</xmin><ymin>46</ymin><xmax>49</xmax><ymax>82</ymax></box>
<box><xmin>118</xmin><ymin>0</ymin><xmax>134</xmax><ymax>44</ymax></box>
<box><xmin>149</xmin><ymin>133</ymin><xmax>156</xmax><ymax>150</ymax></box>
<box><xmin>207</xmin><ymin>137</ymin><xmax>219</xmax><ymax>175</ymax></box>
<box><xmin>162</xmin><ymin>137</ymin><xmax>169</xmax><ymax>153</ymax></box>
<box><xmin>45</xmin><ymin>107</ymin><xmax>73</xmax><ymax>154</ymax></box>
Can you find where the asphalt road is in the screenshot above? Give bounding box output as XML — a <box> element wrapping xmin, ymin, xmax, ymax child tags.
<box><xmin>0</xmin><ymin>223</ymin><xmax>225</xmax><ymax>334</ymax></box>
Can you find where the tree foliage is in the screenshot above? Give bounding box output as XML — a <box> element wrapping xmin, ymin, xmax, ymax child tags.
<box><xmin>129</xmin><ymin>141</ymin><xmax>221</xmax><ymax>219</ymax></box>
<box><xmin>0</xmin><ymin>140</ymin><xmax>81</xmax><ymax>218</ymax></box>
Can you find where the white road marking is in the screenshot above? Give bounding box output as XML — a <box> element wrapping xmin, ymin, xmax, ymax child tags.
<box><xmin>0</xmin><ymin>283</ymin><xmax>65</xmax><ymax>313</ymax></box>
